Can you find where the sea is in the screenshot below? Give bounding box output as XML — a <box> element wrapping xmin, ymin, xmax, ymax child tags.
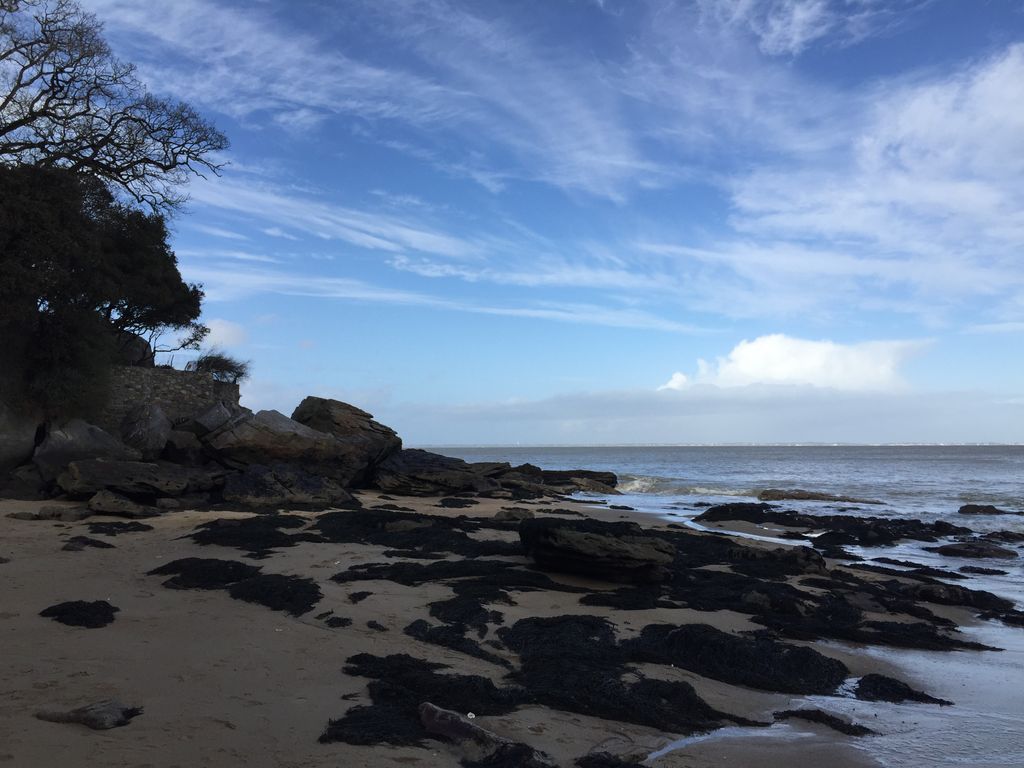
<box><xmin>435</xmin><ymin>445</ymin><xmax>1024</xmax><ymax>768</ymax></box>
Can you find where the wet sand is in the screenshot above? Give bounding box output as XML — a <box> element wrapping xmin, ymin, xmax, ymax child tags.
<box><xmin>1</xmin><ymin>493</ymin><xmax>1001</xmax><ymax>767</ymax></box>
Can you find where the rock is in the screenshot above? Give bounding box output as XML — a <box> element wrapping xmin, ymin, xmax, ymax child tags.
<box><xmin>925</xmin><ymin>540</ymin><xmax>1018</xmax><ymax>559</ymax></box>
<box><xmin>374</xmin><ymin>449</ymin><xmax>501</xmax><ymax>496</ymax></box>
<box><xmin>161</xmin><ymin>429</ymin><xmax>206</xmax><ymax>465</ymax></box>
<box><xmin>183</xmin><ymin>401</ymin><xmax>244</xmax><ymax>436</ymax></box>
<box><xmin>7</xmin><ymin>505</ymin><xmax>91</xmax><ymax>522</ymax></box>
<box><xmin>540</xmin><ymin>469</ymin><xmax>618</xmax><ymax>494</ymax></box>
<box><xmin>0</xmin><ymin>400</ymin><xmax>39</xmax><ymax>474</ymax></box>
<box><xmin>758</xmin><ymin>488</ymin><xmax>882</xmax><ymax>504</ymax></box>
<box><xmin>221</xmin><ymin>464</ymin><xmax>355</xmax><ymax>507</ymax></box>
<box><xmin>628</xmin><ymin>623</ymin><xmax>848</xmax><ymax>695</ymax></box>
<box><xmin>291</xmin><ymin>396</ymin><xmax>402</xmax><ymax>485</ymax></box>
<box><xmin>58</xmin><ymin>459</ymin><xmax>218</xmax><ymax>497</ymax></box>
<box><xmin>204</xmin><ymin>409</ymin><xmax>369</xmax><ymax>485</ymax></box>
<box><xmin>36</xmin><ymin>700</ymin><xmax>142</xmax><ymax>729</ymax></box>
<box><xmin>855</xmin><ymin>673</ymin><xmax>951</xmax><ymax>705</ymax></box>
<box><xmin>119</xmin><ymin>404</ymin><xmax>172</xmax><ymax>460</ymax></box>
<box><xmin>0</xmin><ymin>464</ymin><xmax>47</xmax><ymax>500</ymax></box>
<box><xmin>32</xmin><ymin>420</ymin><xmax>140</xmax><ymax>483</ymax></box>
<box><xmin>87</xmin><ymin>490</ymin><xmax>159</xmax><ymax>518</ymax></box>
<box><xmin>39</xmin><ymin>600</ymin><xmax>119</xmax><ymax>628</ymax></box>
<box><xmin>958</xmin><ymin>504</ymin><xmax>1019</xmax><ymax>516</ymax></box>
<box><xmin>519</xmin><ymin>518</ymin><xmax>675</xmax><ymax>584</ymax></box>
<box><xmin>773</xmin><ymin>709</ymin><xmax>874</xmax><ymax>737</ymax></box>
<box><xmin>155</xmin><ymin>498</ymin><xmax>180</xmax><ymax>510</ymax></box>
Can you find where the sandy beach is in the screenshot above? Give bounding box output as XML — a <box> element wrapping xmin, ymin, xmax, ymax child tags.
<box><xmin>4</xmin><ymin>489</ymin><xmax>992</xmax><ymax>768</ymax></box>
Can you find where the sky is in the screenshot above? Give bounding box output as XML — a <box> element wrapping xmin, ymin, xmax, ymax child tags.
<box><xmin>80</xmin><ymin>0</ymin><xmax>1024</xmax><ymax>444</ymax></box>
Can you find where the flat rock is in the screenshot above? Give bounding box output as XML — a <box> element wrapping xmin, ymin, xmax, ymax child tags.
<box><xmin>855</xmin><ymin>673</ymin><xmax>951</xmax><ymax>705</ymax></box>
<box><xmin>519</xmin><ymin>518</ymin><xmax>675</xmax><ymax>584</ymax></box>
<box><xmin>958</xmin><ymin>504</ymin><xmax>1019</xmax><ymax>516</ymax></box>
<box><xmin>87</xmin><ymin>490</ymin><xmax>159</xmax><ymax>518</ymax></box>
<box><xmin>373</xmin><ymin>449</ymin><xmax>500</xmax><ymax>496</ymax></box>
<box><xmin>58</xmin><ymin>459</ymin><xmax>220</xmax><ymax>497</ymax></box>
<box><xmin>925</xmin><ymin>540</ymin><xmax>1018</xmax><ymax>559</ymax></box>
<box><xmin>222</xmin><ymin>463</ymin><xmax>354</xmax><ymax>507</ymax></box>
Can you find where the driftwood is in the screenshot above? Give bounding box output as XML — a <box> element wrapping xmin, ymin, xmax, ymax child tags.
<box><xmin>36</xmin><ymin>700</ymin><xmax>143</xmax><ymax>730</ymax></box>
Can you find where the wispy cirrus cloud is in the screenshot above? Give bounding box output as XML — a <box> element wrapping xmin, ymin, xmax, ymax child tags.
<box><xmin>185</xmin><ymin>264</ymin><xmax>703</xmax><ymax>334</ymax></box>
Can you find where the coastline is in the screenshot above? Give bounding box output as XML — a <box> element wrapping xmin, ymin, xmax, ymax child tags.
<box><xmin>0</xmin><ymin>491</ymin><xmax>1014</xmax><ymax>767</ymax></box>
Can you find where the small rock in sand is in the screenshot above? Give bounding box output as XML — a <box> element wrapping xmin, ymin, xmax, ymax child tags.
<box><xmin>35</xmin><ymin>700</ymin><xmax>142</xmax><ymax>729</ymax></box>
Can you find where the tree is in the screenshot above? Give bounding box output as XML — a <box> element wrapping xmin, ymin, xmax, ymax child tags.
<box><xmin>187</xmin><ymin>351</ymin><xmax>251</xmax><ymax>385</ymax></box>
<box><xmin>0</xmin><ymin>0</ymin><xmax>228</xmax><ymax>211</ymax></box>
<box><xmin>0</xmin><ymin>164</ymin><xmax>208</xmax><ymax>417</ymax></box>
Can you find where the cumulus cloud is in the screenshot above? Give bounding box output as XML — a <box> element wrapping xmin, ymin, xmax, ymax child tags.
<box><xmin>661</xmin><ymin>334</ymin><xmax>927</xmax><ymax>391</ymax></box>
<box><xmin>205</xmin><ymin>318</ymin><xmax>248</xmax><ymax>347</ymax></box>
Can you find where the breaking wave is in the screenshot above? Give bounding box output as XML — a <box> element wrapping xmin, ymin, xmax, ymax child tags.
<box><xmin>617</xmin><ymin>474</ymin><xmax>757</xmax><ymax>498</ymax></box>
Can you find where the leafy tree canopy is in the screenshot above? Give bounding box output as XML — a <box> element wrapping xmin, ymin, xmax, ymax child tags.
<box><xmin>0</xmin><ymin>164</ymin><xmax>209</xmax><ymax>418</ymax></box>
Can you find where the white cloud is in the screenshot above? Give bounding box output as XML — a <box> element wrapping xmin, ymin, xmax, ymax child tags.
<box><xmin>663</xmin><ymin>334</ymin><xmax>927</xmax><ymax>391</ymax></box>
<box><xmin>204</xmin><ymin>318</ymin><xmax>248</xmax><ymax>347</ymax></box>
<box><xmin>658</xmin><ymin>372</ymin><xmax>690</xmax><ymax>391</ymax></box>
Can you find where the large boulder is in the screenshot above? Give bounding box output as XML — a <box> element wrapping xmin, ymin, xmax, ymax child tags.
<box><xmin>119</xmin><ymin>404</ymin><xmax>173</xmax><ymax>461</ymax></box>
<box><xmin>290</xmin><ymin>397</ymin><xmax>402</xmax><ymax>486</ymax></box>
<box><xmin>0</xmin><ymin>401</ymin><xmax>40</xmax><ymax>474</ymax></box>
<box><xmin>202</xmin><ymin>409</ymin><xmax>357</xmax><ymax>478</ymax></box>
<box><xmin>373</xmin><ymin>449</ymin><xmax>501</xmax><ymax>496</ymax></box>
<box><xmin>519</xmin><ymin>518</ymin><xmax>675</xmax><ymax>584</ymax></box>
<box><xmin>161</xmin><ymin>430</ymin><xmax>206</xmax><ymax>465</ymax></box>
<box><xmin>181</xmin><ymin>401</ymin><xmax>246</xmax><ymax>437</ymax></box>
<box><xmin>222</xmin><ymin>464</ymin><xmax>354</xmax><ymax>507</ymax></box>
<box><xmin>32</xmin><ymin>420</ymin><xmax>141</xmax><ymax>483</ymax></box>
<box><xmin>57</xmin><ymin>459</ymin><xmax>223</xmax><ymax>498</ymax></box>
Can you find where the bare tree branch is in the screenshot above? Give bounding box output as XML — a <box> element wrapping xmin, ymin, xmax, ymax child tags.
<box><xmin>0</xmin><ymin>0</ymin><xmax>228</xmax><ymax>211</ymax></box>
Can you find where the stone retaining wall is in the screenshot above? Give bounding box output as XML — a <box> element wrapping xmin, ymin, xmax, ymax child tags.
<box><xmin>97</xmin><ymin>366</ymin><xmax>240</xmax><ymax>433</ymax></box>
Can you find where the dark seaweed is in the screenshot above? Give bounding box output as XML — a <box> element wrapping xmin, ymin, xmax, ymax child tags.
<box><xmin>147</xmin><ymin>557</ymin><xmax>262</xmax><ymax>590</ymax></box>
<box><xmin>40</xmin><ymin>600</ymin><xmax>118</xmax><ymax>628</ymax></box>
<box><xmin>227</xmin><ymin>573</ymin><xmax>322</xmax><ymax>615</ymax></box>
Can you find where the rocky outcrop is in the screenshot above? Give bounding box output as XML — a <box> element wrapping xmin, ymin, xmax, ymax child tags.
<box><xmin>32</xmin><ymin>420</ymin><xmax>141</xmax><ymax>483</ymax></box>
<box><xmin>519</xmin><ymin>518</ymin><xmax>675</xmax><ymax>584</ymax></box>
<box><xmin>291</xmin><ymin>397</ymin><xmax>401</xmax><ymax>484</ymax></box>
<box><xmin>204</xmin><ymin>409</ymin><xmax>371</xmax><ymax>486</ymax></box>
<box><xmin>0</xmin><ymin>402</ymin><xmax>39</xmax><ymax>475</ymax></box>
<box><xmin>222</xmin><ymin>464</ymin><xmax>354</xmax><ymax>507</ymax></box>
<box><xmin>57</xmin><ymin>459</ymin><xmax>222</xmax><ymax>498</ymax></box>
<box><xmin>161</xmin><ymin>430</ymin><xmax>205</xmax><ymax>465</ymax></box>
<box><xmin>374</xmin><ymin>449</ymin><xmax>500</xmax><ymax>496</ymax></box>
<box><xmin>119</xmin><ymin>404</ymin><xmax>172</xmax><ymax>461</ymax></box>
<box><xmin>539</xmin><ymin>469</ymin><xmax>618</xmax><ymax>495</ymax></box>
<box><xmin>958</xmin><ymin>504</ymin><xmax>1019</xmax><ymax>516</ymax></box>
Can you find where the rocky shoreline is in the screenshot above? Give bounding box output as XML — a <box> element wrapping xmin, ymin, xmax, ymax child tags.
<box><xmin>2</xmin><ymin>397</ymin><xmax>1022</xmax><ymax>767</ymax></box>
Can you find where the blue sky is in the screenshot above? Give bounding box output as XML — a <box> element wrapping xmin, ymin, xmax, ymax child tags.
<box><xmin>82</xmin><ymin>0</ymin><xmax>1024</xmax><ymax>443</ymax></box>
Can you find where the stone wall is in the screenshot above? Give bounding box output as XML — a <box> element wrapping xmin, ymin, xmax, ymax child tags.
<box><xmin>97</xmin><ymin>366</ymin><xmax>240</xmax><ymax>433</ymax></box>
